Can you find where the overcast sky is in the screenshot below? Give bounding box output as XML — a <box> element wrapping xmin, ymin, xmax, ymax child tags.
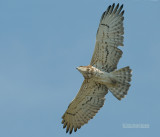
<box><xmin>0</xmin><ymin>0</ymin><xmax>160</xmax><ymax>137</ymax></box>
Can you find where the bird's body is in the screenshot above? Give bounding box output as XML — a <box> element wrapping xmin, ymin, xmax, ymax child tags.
<box><xmin>77</xmin><ymin>65</ymin><xmax>131</xmax><ymax>100</ymax></box>
<box><xmin>61</xmin><ymin>3</ymin><xmax>132</xmax><ymax>134</ymax></box>
<box><xmin>77</xmin><ymin>65</ymin><xmax>116</xmax><ymax>87</ymax></box>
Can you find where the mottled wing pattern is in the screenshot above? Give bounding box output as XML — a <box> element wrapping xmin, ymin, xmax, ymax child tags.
<box><xmin>62</xmin><ymin>3</ymin><xmax>125</xmax><ymax>134</ymax></box>
<box><xmin>61</xmin><ymin>79</ymin><xmax>108</xmax><ymax>134</ymax></box>
<box><xmin>90</xmin><ymin>3</ymin><xmax>124</xmax><ymax>72</ymax></box>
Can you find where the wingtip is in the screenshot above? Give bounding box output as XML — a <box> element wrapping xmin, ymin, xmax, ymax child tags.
<box><xmin>63</xmin><ymin>123</ymin><xmax>67</xmax><ymax>128</ymax></box>
<box><xmin>74</xmin><ymin>128</ymin><xmax>77</xmax><ymax>132</ymax></box>
<box><xmin>120</xmin><ymin>4</ymin><xmax>124</xmax><ymax>9</ymax></box>
<box><xmin>111</xmin><ymin>3</ymin><xmax>115</xmax><ymax>11</ymax></box>
<box><xmin>69</xmin><ymin>130</ymin><xmax>73</xmax><ymax>134</ymax></box>
<box><xmin>117</xmin><ymin>3</ymin><xmax>120</xmax><ymax>8</ymax></box>
<box><xmin>61</xmin><ymin>119</ymin><xmax>65</xmax><ymax>124</ymax></box>
<box><xmin>106</xmin><ymin>5</ymin><xmax>111</xmax><ymax>14</ymax></box>
<box><xmin>121</xmin><ymin>10</ymin><xmax>125</xmax><ymax>15</ymax></box>
<box><xmin>66</xmin><ymin>127</ymin><xmax>69</xmax><ymax>133</ymax></box>
<box><xmin>62</xmin><ymin>114</ymin><xmax>65</xmax><ymax>119</ymax></box>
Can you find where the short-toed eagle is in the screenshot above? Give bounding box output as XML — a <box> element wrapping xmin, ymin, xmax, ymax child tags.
<box><xmin>61</xmin><ymin>3</ymin><xmax>132</xmax><ymax>134</ymax></box>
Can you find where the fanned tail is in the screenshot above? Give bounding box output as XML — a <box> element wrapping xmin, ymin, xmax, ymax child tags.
<box><xmin>108</xmin><ymin>66</ymin><xmax>132</xmax><ymax>100</ymax></box>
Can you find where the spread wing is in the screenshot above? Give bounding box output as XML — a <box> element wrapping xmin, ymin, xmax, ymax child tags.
<box><xmin>61</xmin><ymin>79</ymin><xmax>108</xmax><ymax>134</ymax></box>
<box><xmin>90</xmin><ymin>3</ymin><xmax>124</xmax><ymax>72</ymax></box>
<box><xmin>62</xmin><ymin>3</ymin><xmax>125</xmax><ymax>134</ymax></box>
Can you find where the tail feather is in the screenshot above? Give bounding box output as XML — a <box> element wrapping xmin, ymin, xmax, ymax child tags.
<box><xmin>108</xmin><ymin>66</ymin><xmax>132</xmax><ymax>100</ymax></box>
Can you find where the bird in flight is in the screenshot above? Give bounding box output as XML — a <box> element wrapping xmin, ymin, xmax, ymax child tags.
<box><xmin>61</xmin><ymin>3</ymin><xmax>132</xmax><ymax>134</ymax></box>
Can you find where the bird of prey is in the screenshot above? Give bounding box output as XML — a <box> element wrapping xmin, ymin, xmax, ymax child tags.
<box><xmin>61</xmin><ymin>3</ymin><xmax>132</xmax><ymax>134</ymax></box>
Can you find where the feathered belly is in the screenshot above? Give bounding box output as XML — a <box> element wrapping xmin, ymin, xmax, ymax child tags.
<box><xmin>93</xmin><ymin>71</ymin><xmax>116</xmax><ymax>87</ymax></box>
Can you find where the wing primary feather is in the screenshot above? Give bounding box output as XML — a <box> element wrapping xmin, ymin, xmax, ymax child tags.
<box><xmin>106</xmin><ymin>5</ymin><xmax>111</xmax><ymax>14</ymax></box>
<box><xmin>109</xmin><ymin>3</ymin><xmax>115</xmax><ymax>13</ymax></box>
<box><xmin>63</xmin><ymin>122</ymin><xmax>67</xmax><ymax>128</ymax></box>
<box><xmin>113</xmin><ymin>3</ymin><xmax>119</xmax><ymax>14</ymax></box>
<box><xmin>100</xmin><ymin>11</ymin><xmax>106</xmax><ymax>22</ymax></box>
<box><xmin>117</xmin><ymin>4</ymin><xmax>123</xmax><ymax>14</ymax></box>
<box><xmin>69</xmin><ymin>116</ymin><xmax>74</xmax><ymax>134</ymax></box>
<box><xmin>62</xmin><ymin>114</ymin><xmax>65</xmax><ymax>119</ymax></box>
<box><xmin>69</xmin><ymin>126</ymin><xmax>73</xmax><ymax>134</ymax></box>
<box><xmin>75</xmin><ymin>114</ymin><xmax>83</xmax><ymax>127</ymax></box>
<box><xmin>74</xmin><ymin>127</ymin><xmax>77</xmax><ymax>132</ymax></box>
<box><xmin>120</xmin><ymin>10</ymin><xmax>125</xmax><ymax>16</ymax></box>
<box><xmin>61</xmin><ymin>119</ymin><xmax>65</xmax><ymax>124</ymax></box>
<box><xmin>66</xmin><ymin>123</ymin><xmax>70</xmax><ymax>133</ymax></box>
<box><xmin>77</xmin><ymin>111</ymin><xmax>85</xmax><ymax>124</ymax></box>
<box><xmin>71</xmin><ymin>116</ymin><xmax>78</xmax><ymax>132</ymax></box>
<box><xmin>79</xmin><ymin>109</ymin><xmax>88</xmax><ymax>123</ymax></box>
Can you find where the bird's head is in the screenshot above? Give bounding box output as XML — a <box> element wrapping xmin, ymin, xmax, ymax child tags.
<box><xmin>76</xmin><ymin>65</ymin><xmax>94</xmax><ymax>79</ymax></box>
